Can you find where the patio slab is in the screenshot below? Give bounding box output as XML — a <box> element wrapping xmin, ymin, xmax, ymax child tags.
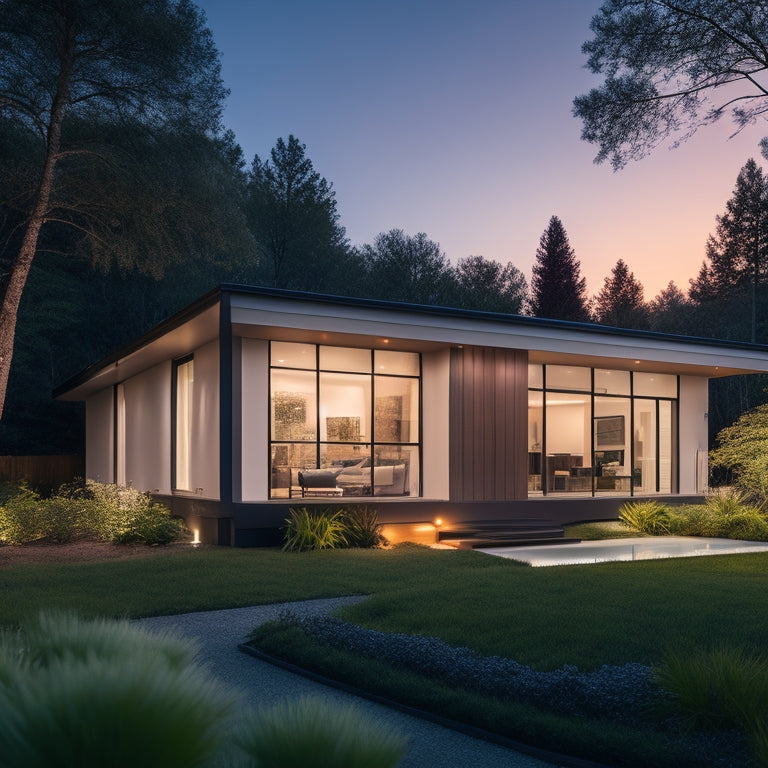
<box><xmin>479</xmin><ymin>536</ymin><xmax>768</xmax><ymax>567</ymax></box>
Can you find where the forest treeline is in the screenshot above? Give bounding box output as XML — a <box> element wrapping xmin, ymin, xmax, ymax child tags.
<box><xmin>2</xmin><ymin>1</ymin><xmax>768</xmax><ymax>456</ymax></box>
<box><xmin>3</xmin><ymin>131</ymin><xmax>767</xmax><ymax>454</ymax></box>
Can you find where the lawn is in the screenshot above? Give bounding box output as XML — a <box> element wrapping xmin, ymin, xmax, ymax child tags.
<box><xmin>3</xmin><ymin>542</ymin><xmax>768</xmax><ymax>671</ymax></box>
<box><xmin>4</xmin><ymin>541</ymin><xmax>766</xmax><ymax>766</ymax></box>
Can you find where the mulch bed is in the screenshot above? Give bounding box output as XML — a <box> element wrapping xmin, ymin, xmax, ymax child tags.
<box><xmin>0</xmin><ymin>539</ymin><xmax>189</xmax><ymax>567</ymax></box>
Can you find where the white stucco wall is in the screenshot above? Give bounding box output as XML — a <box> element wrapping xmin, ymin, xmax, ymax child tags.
<box><xmin>85</xmin><ymin>387</ymin><xmax>114</xmax><ymax>484</ymax></box>
<box><xmin>678</xmin><ymin>375</ymin><xmax>710</xmax><ymax>494</ymax></box>
<box><xmin>421</xmin><ymin>349</ymin><xmax>450</xmax><ymax>499</ymax></box>
<box><xmin>189</xmin><ymin>340</ymin><xmax>220</xmax><ymax>500</ymax></box>
<box><xmin>240</xmin><ymin>338</ymin><xmax>269</xmax><ymax>501</ymax></box>
<box><xmin>123</xmin><ymin>362</ymin><xmax>172</xmax><ymax>494</ymax></box>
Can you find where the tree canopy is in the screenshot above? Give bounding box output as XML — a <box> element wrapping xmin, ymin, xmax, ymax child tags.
<box><xmin>451</xmin><ymin>255</ymin><xmax>528</xmax><ymax>314</ymax></box>
<box><xmin>0</xmin><ymin>0</ymin><xmax>235</xmax><ymax>421</ymax></box>
<box><xmin>574</xmin><ymin>1</ymin><xmax>768</xmax><ymax>169</ymax></box>
<box><xmin>359</xmin><ymin>230</ymin><xmax>454</xmax><ymax>305</ymax></box>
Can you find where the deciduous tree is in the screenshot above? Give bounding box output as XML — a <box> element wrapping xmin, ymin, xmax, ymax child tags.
<box><xmin>0</xmin><ymin>0</ymin><xmax>231</xmax><ymax>421</ymax></box>
<box><xmin>574</xmin><ymin>1</ymin><xmax>768</xmax><ymax>169</ymax></box>
<box><xmin>360</xmin><ymin>230</ymin><xmax>454</xmax><ymax>305</ymax></box>
<box><xmin>451</xmin><ymin>255</ymin><xmax>528</xmax><ymax>314</ymax></box>
<box><xmin>529</xmin><ymin>216</ymin><xmax>590</xmax><ymax>321</ymax></box>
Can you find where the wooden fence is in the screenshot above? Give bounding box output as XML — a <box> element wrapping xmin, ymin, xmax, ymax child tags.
<box><xmin>0</xmin><ymin>455</ymin><xmax>85</xmax><ymax>489</ymax></box>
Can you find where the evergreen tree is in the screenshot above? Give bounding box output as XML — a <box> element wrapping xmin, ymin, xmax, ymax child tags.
<box><xmin>702</xmin><ymin>158</ymin><xmax>768</xmax><ymax>342</ymax></box>
<box><xmin>451</xmin><ymin>255</ymin><xmax>527</xmax><ymax>314</ymax></box>
<box><xmin>594</xmin><ymin>259</ymin><xmax>648</xmax><ymax>329</ymax></box>
<box><xmin>529</xmin><ymin>216</ymin><xmax>590</xmax><ymax>321</ymax></box>
<box><xmin>647</xmin><ymin>281</ymin><xmax>693</xmax><ymax>335</ymax></box>
<box><xmin>246</xmin><ymin>135</ymin><xmax>349</xmax><ymax>292</ymax></box>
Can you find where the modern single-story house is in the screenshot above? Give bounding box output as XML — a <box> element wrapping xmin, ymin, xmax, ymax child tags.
<box><xmin>55</xmin><ymin>284</ymin><xmax>768</xmax><ymax>546</ymax></box>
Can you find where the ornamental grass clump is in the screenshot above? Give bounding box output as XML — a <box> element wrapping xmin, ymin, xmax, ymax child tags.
<box><xmin>705</xmin><ymin>488</ymin><xmax>759</xmax><ymax>518</ymax></box>
<box><xmin>0</xmin><ymin>613</ymin><xmax>237</xmax><ymax>768</ymax></box>
<box><xmin>235</xmin><ymin>696</ymin><xmax>407</xmax><ymax>768</ymax></box>
<box><xmin>338</xmin><ymin>504</ymin><xmax>386</xmax><ymax>548</ymax></box>
<box><xmin>655</xmin><ymin>645</ymin><xmax>768</xmax><ymax>765</ymax></box>
<box><xmin>283</xmin><ymin>507</ymin><xmax>348</xmax><ymax>551</ymax></box>
<box><xmin>618</xmin><ymin>500</ymin><xmax>671</xmax><ymax>535</ymax></box>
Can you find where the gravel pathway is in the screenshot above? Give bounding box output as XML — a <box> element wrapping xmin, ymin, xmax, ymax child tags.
<box><xmin>138</xmin><ymin>599</ymin><xmax>568</xmax><ymax>768</ymax></box>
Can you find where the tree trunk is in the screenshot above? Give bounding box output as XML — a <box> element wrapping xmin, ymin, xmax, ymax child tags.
<box><xmin>0</xmin><ymin>25</ymin><xmax>73</xmax><ymax>421</ymax></box>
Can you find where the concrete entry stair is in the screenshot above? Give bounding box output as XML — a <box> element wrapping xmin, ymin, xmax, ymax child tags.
<box><xmin>438</xmin><ymin>518</ymin><xmax>580</xmax><ymax>549</ymax></box>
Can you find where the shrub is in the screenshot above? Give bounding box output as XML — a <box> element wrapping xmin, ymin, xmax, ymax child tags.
<box><xmin>0</xmin><ymin>481</ymin><xmax>184</xmax><ymax>547</ymax></box>
<box><xmin>283</xmin><ymin>507</ymin><xmax>348</xmax><ymax>551</ymax></box>
<box><xmin>339</xmin><ymin>504</ymin><xmax>386</xmax><ymax>548</ymax></box>
<box><xmin>710</xmin><ymin>403</ymin><xmax>768</xmax><ymax>505</ymax></box>
<box><xmin>665</xmin><ymin>504</ymin><xmax>718</xmax><ymax>537</ymax></box>
<box><xmin>0</xmin><ymin>613</ymin><xmax>237</xmax><ymax>768</ymax></box>
<box><xmin>720</xmin><ymin>511</ymin><xmax>768</xmax><ymax>542</ymax></box>
<box><xmin>236</xmin><ymin>696</ymin><xmax>407</xmax><ymax>768</ymax></box>
<box><xmin>112</xmin><ymin>503</ymin><xmax>185</xmax><ymax>546</ymax></box>
<box><xmin>76</xmin><ymin>481</ymin><xmax>183</xmax><ymax>546</ymax></box>
<box><xmin>618</xmin><ymin>500</ymin><xmax>671</xmax><ymax>535</ymax></box>
<box><xmin>0</xmin><ymin>483</ymin><xmax>45</xmax><ymax>544</ymax></box>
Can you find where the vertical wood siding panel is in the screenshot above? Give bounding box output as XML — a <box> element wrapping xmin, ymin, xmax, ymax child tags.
<box><xmin>449</xmin><ymin>346</ymin><xmax>529</xmax><ymax>502</ymax></box>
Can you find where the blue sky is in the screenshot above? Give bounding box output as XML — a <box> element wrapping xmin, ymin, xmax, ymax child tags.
<box><xmin>197</xmin><ymin>0</ymin><xmax>768</xmax><ymax>298</ymax></box>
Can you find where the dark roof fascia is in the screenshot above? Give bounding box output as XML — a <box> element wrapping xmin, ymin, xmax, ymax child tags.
<box><xmin>220</xmin><ymin>283</ymin><xmax>768</xmax><ymax>355</ymax></box>
<box><xmin>53</xmin><ymin>286</ymin><xmax>224</xmax><ymax>398</ymax></box>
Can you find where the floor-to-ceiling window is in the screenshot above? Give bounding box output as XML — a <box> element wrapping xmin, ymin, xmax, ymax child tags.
<box><xmin>173</xmin><ymin>356</ymin><xmax>194</xmax><ymax>492</ymax></box>
<box><xmin>269</xmin><ymin>342</ymin><xmax>420</xmax><ymax>498</ymax></box>
<box><xmin>528</xmin><ymin>364</ymin><xmax>678</xmax><ymax>496</ymax></box>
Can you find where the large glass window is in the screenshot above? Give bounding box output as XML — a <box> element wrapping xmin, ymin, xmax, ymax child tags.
<box><xmin>270</xmin><ymin>343</ymin><xmax>420</xmax><ymax>498</ymax></box>
<box><xmin>528</xmin><ymin>364</ymin><xmax>678</xmax><ymax>497</ymax></box>
<box><xmin>173</xmin><ymin>357</ymin><xmax>194</xmax><ymax>491</ymax></box>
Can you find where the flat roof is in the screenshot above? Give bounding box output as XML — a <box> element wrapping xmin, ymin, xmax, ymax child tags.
<box><xmin>55</xmin><ymin>284</ymin><xmax>768</xmax><ymax>400</ymax></box>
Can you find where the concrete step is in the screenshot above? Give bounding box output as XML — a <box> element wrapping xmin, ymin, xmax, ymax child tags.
<box><xmin>437</xmin><ymin>517</ymin><xmax>577</xmax><ymax>549</ymax></box>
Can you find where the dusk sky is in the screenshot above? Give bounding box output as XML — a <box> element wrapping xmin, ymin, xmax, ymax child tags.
<box><xmin>197</xmin><ymin>0</ymin><xmax>768</xmax><ymax>299</ymax></box>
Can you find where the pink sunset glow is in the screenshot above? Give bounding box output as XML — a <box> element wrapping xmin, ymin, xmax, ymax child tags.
<box><xmin>197</xmin><ymin>0</ymin><xmax>768</xmax><ymax>300</ymax></box>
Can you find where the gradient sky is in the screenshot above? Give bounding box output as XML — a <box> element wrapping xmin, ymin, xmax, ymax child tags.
<box><xmin>196</xmin><ymin>0</ymin><xmax>768</xmax><ymax>299</ymax></box>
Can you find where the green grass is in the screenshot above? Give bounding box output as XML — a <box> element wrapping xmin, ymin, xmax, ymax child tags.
<box><xmin>3</xmin><ymin>544</ymin><xmax>768</xmax><ymax>672</ymax></box>
<box><xmin>4</xmin><ymin>543</ymin><xmax>766</xmax><ymax>766</ymax></box>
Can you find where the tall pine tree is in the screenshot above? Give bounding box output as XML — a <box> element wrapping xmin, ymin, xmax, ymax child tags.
<box><xmin>529</xmin><ymin>216</ymin><xmax>589</xmax><ymax>321</ymax></box>
<box><xmin>696</xmin><ymin>158</ymin><xmax>768</xmax><ymax>342</ymax></box>
<box><xmin>246</xmin><ymin>135</ymin><xmax>349</xmax><ymax>292</ymax></box>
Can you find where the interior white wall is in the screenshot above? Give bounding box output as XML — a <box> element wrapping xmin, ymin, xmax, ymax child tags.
<box><xmin>123</xmin><ymin>362</ymin><xmax>171</xmax><ymax>493</ymax></box>
<box><xmin>189</xmin><ymin>340</ymin><xmax>220</xmax><ymax>499</ymax></box>
<box><xmin>546</xmin><ymin>402</ymin><xmax>589</xmax><ymax>457</ymax></box>
<box><xmin>85</xmin><ymin>387</ymin><xmax>114</xmax><ymax>483</ymax></box>
<box><xmin>678</xmin><ymin>375</ymin><xmax>709</xmax><ymax>494</ymax></box>
<box><xmin>421</xmin><ymin>349</ymin><xmax>450</xmax><ymax>499</ymax></box>
<box><xmin>241</xmin><ymin>338</ymin><xmax>269</xmax><ymax>501</ymax></box>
